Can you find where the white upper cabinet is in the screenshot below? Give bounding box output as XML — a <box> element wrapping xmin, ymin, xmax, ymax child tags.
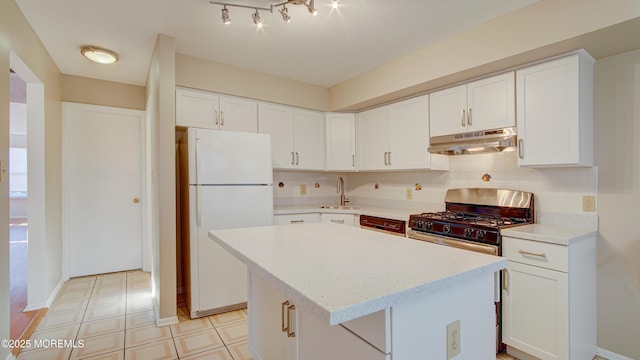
<box><xmin>357</xmin><ymin>95</ymin><xmax>448</xmax><ymax>171</ymax></box>
<box><xmin>429</xmin><ymin>72</ymin><xmax>515</xmax><ymax>137</ymax></box>
<box><xmin>258</xmin><ymin>103</ymin><xmax>325</xmax><ymax>170</ymax></box>
<box><xmin>516</xmin><ymin>51</ymin><xmax>594</xmax><ymax>167</ymax></box>
<box><xmin>325</xmin><ymin>113</ymin><xmax>356</xmax><ymax>171</ymax></box>
<box><xmin>176</xmin><ymin>87</ymin><xmax>257</xmax><ymax>132</ymax></box>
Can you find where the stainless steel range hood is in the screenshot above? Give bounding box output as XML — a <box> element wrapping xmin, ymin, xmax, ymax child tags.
<box><xmin>428</xmin><ymin>127</ymin><xmax>517</xmax><ymax>155</ymax></box>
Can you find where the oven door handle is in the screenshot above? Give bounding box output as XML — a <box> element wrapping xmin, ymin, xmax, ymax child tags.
<box><xmin>406</xmin><ymin>229</ymin><xmax>499</xmax><ymax>256</ymax></box>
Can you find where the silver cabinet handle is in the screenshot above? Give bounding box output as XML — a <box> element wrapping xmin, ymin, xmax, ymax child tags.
<box><xmin>383</xmin><ymin>152</ymin><xmax>388</xmax><ymax>166</ymax></box>
<box><xmin>220</xmin><ymin>111</ymin><xmax>224</xmax><ymax>126</ymax></box>
<box><xmin>295</xmin><ymin>152</ymin><xmax>299</xmax><ymax>165</ymax></box>
<box><xmin>290</xmin><ymin>220</ymin><xmax>304</xmax><ymax>224</ymax></box>
<box><xmin>215</xmin><ymin>110</ymin><xmax>219</xmax><ymax>126</ymax></box>
<box><xmin>281</xmin><ymin>301</ymin><xmax>289</xmax><ymax>332</ymax></box>
<box><xmin>330</xmin><ymin>219</ymin><xmax>345</xmax><ymax>224</ymax></box>
<box><xmin>518</xmin><ymin>139</ymin><xmax>524</xmax><ymax>159</ymax></box>
<box><xmin>291</xmin><ymin>152</ymin><xmax>295</xmax><ymax>165</ymax></box>
<box><xmin>502</xmin><ymin>269</ymin><xmax>508</xmax><ymax>292</ymax></box>
<box><xmin>461</xmin><ymin>109</ymin><xmax>466</xmax><ymax>127</ymax></box>
<box><xmin>286</xmin><ymin>304</ymin><xmax>296</xmax><ymax>338</ymax></box>
<box><xmin>387</xmin><ymin>151</ymin><xmax>391</xmax><ymax>166</ymax></box>
<box><xmin>467</xmin><ymin>108</ymin><xmax>472</xmax><ymax>126</ymax></box>
<box><xmin>519</xmin><ymin>250</ymin><xmax>547</xmax><ymax>258</ymax></box>
<box><xmin>352</xmin><ymin>154</ymin><xmax>355</xmax><ymax>167</ymax></box>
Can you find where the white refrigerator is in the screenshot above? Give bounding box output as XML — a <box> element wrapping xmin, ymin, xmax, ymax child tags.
<box><xmin>179</xmin><ymin>128</ymin><xmax>273</xmax><ymax>318</ymax></box>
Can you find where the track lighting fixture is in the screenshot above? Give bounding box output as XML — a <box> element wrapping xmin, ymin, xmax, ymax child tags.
<box><xmin>279</xmin><ymin>6</ymin><xmax>291</xmax><ymax>23</ymax></box>
<box><xmin>210</xmin><ymin>0</ymin><xmax>326</xmax><ymax>26</ymax></box>
<box><xmin>221</xmin><ymin>6</ymin><xmax>230</xmax><ymax>24</ymax></box>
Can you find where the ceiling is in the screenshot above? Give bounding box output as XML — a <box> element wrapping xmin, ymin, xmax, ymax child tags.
<box><xmin>14</xmin><ymin>0</ymin><xmax>538</xmax><ymax>88</ymax></box>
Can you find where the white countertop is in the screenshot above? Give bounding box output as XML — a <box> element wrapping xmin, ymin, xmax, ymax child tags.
<box><xmin>274</xmin><ymin>204</ymin><xmax>427</xmax><ymax>222</ymax></box>
<box><xmin>502</xmin><ymin>223</ymin><xmax>597</xmax><ymax>246</ymax></box>
<box><xmin>209</xmin><ymin>222</ymin><xmax>506</xmax><ymax>326</ymax></box>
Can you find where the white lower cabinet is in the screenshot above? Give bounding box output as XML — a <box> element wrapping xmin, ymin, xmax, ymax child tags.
<box><xmin>249</xmin><ymin>272</ymin><xmax>389</xmax><ymax>360</ymax></box>
<box><xmin>274</xmin><ymin>213</ymin><xmax>320</xmax><ymax>225</ymax></box>
<box><xmin>320</xmin><ymin>213</ymin><xmax>355</xmax><ymax>226</ymax></box>
<box><xmin>502</xmin><ymin>235</ymin><xmax>596</xmax><ymax>360</ymax></box>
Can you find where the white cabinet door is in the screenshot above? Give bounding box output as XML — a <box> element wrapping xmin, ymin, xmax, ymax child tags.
<box><xmin>259</xmin><ymin>103</ymin><xmax>295</xmax><ymax>169</ymax></box>
<box><xmin>274</xmin><ymin>213</ymin><xmax>321</xmax><ymax>225</ymax></box>
<box><xmin>294</xmin><ymin>109</ymin><xmax>325</xmax><ymax>170</ymax></box>
<box><xmin>467</xmin><ymin>72</ymin><xmax>515</xmax><ymax>132</ymax></box>
<box><xmin>388</xmin><ymin>95</ymin><xmax>431</xmax><ymax>170</ymax></box>
<box><xmin>516</xmin><ymin>52</ymin><xmax>593</xmax><ymax>167</ymax></box>
<box><xmin>429</xmin><ymin>84</ymin><xmax>467</xmax><ymax>137</ymax></box>
<box><xmin>219</xmin><ymin>95</ymin><xmax>258</xmax><ymax>133</ymax></box>
<box><xmin>249</xmin><ymin>272</ymin><xmax>297</xmax><ymax>360</ymax></box>
<box><xmin>176</xmin><ymin>88</ymin><xmax>219</xmax><ymax>129</ymax></box>
<box><xmin>356</xmin><ymin>107</ymin><xmax>389</xmax><ymax>170</ymax></box>
<box><xmin>502</xmin><ymin>261</ymin><xmax>569</xmax><ymax>360</ymax></box>
<box><xmin>325</xmin><ymin>113</ymin><xmax>356</xmax><ymax>171</ymax></box>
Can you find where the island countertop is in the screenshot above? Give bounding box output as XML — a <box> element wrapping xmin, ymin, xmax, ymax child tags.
<box><xmin>209</xmin><ymin>222</ymin><xmax>506</xmax><ymax>326</ymax></box>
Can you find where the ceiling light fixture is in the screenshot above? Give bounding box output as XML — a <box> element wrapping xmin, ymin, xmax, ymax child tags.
<box><xmin>331</xmin><ymin>0</ymin><xmax>339</xmax><ymax>9</ymax></box>
<box><xmin>210</xmin><ymin>0</ymin><xmax>319</xmax><ymax>26</ymax></box>
<box><xmin>80</xmin><ymin>46</ymin><xmax>119</xmax><ymax>64</ymax></box>
<box><xmin>279</xmin><ymin>6</ymin><xmax>291</xmax><ymax>23</ymax></box>
<box><xmin>221</xmin><ymin>5</ymin><xmax>231</xmax><ymax>24</ymax></box>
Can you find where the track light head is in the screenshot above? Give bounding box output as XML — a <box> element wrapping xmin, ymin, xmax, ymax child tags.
<box><xmin>279</xmin><ymin>5</ymin><xmax>291</xmax><ymax>23</ymax></box>
<box><xmin>307</xmin><ymin>0</ymin><xmax>317</xmax><ymax>16</ymax></box>
<box><xmin>221</xmin><ymin>6</ymin><xmax>231</xmax><ymax>24</ymax></box>
<box><xmin>252</xmin><ymin>9</ymin><xmax>263</xmax><ymax>27</ymax></box>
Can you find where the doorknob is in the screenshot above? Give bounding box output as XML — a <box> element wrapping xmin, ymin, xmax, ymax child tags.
<box><xmin>133</xmin><ymin>197</ymin><xmax>140</xmax><ymax>204</ymax></box>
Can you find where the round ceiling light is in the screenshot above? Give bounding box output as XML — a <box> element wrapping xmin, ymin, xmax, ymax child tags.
<box><xmin>81</xmin><ymin>46</ymin><xmax>119</xmax><ymax>64</ymax></box>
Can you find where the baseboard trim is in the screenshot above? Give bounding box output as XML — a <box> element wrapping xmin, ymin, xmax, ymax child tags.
<box><xmin>598</xmin><ymin>347</ymin><xmax>635</xmax><ymax>360</ymax></box>
<box><xmin>153</xmin><ymin>296</ymin><xmax>179</xmax><ymax>327</ymax></box>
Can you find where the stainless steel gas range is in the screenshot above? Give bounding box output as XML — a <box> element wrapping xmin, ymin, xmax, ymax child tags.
<box><xmin>407</xmin><ymin>188</ymin><xmax>534</xmax><ymax>353</ymax></box>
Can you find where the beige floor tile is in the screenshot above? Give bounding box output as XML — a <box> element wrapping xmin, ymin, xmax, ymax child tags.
<box><xmin>87</xmin><ymin>293</ymin><xmax>126</xmax><ymax>309</ymax></box>
<box><xmin>56</xmin><ymin>287</ymin><xmax>93</xmax><ymax>302</ymax></box>
<box><xmin>226</xmin><ymin>340</ymin><xmax>253</xmax><ymax>360</ymax></box>
<box><xmin>48</xmin><ymin>296</ymin><xmax>90</xmax><ymax>313</ymax></box>
<box><xmin>125</xmin><ymin>310</ymin><xmax>156</xmax><ymax>329</ymax></box>
<box><xmin>209</xmin><ymin>309</ymin><xmax>247</xmax><ymax>327</ymax></box>
<box><xmin>92</xmin><ymin>284</ymin><xmax>127</xmax><ymax>297</ymax></box>
<box><xmin>22</xmin><ymin>324</ymin><xmax>80</xmax><ymax>352</ymax></box>
<box><xmin>125</xmin><ymin>324</ymin><xmax>172</xmax><ymax>348</ymax></box>
<box><xmin>83</xmin><ymin>303</ymin><xmax>126</xmax><ymax>322</ymax></box>
<box><xmin>124</xmin><ymin>339</ymin><xmax>177</xmax><ymax>360</ymax></box>
<box><xmin>69</xmin><ymin>332</ymin><xmax>125</xmax><ymax>359</ymax></box>
<box><xmin>177</xmin><ymin>306</ymin><xmax>190</xmax><ymax>321</ymax></box>
<box><xmin>16</xmin><ymin>346</ymin><xmax>73</xmax><ymax>360</ymax></box>
<box><xmin>36</xmin><ymin>309</ymin><xmax>85</xmax><ymax>331</ymax></box>
<box><xmin>75</xmin><ymin>350</ymin><xmax>124</xmax><ymax>360</ymax></box>
<box><xmin>170</xmin><ymin>318</ymin><xmax>213</xmax><ymax>337</ymax></box>
<box><xmin>126</xmin><ymin>296</ymin><xmax>154</xmax><ymax>314</ymax></box>
<box><xmin>78</xmin><ymin>316</ymin><xmax>126</xmax><ymax>339</ymax></box>
<box><xmin>180</xmin><ymin>347</ymin><xmax>234</xmax><ymax>360</ymax></box>
<box><xmin>216</xmin><ymin>321</ymin><xmax>248</xmax><ymax>345</ymax></box>
<box><xmin>173</xmin><ymin>329</ymin><xmax>225</xmax><ymax>358</ymax></box>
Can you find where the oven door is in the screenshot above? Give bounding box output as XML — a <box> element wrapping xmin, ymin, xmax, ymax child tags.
<box><xmin>406</xmin><ymin>229</ymin><xmax>499</xmax><ymax>255</ymax></box>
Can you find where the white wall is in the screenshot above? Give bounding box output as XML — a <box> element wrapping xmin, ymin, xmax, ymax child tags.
<box><xmin>594</xmin><ymin>49</ymin><xmax>640</xmax><ymax>360</ymax></box>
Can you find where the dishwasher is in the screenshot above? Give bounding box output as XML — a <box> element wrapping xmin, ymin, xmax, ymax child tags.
<box><xmin>359</xmin><ymin>215</ymin><xmax>406</xmax><ymax>237</ymax></box>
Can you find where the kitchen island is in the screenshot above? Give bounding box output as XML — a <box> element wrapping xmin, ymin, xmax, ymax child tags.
<box><xmin>210</xmin><ymin>222</ymin><xmax>506</xmax><ymax>360</ymax></box>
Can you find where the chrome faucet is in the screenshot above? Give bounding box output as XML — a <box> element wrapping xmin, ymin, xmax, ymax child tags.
<box><xmin>337</xmin><ymin>176</ymin><xmax>350</xmax><ymax>206</ymax></box>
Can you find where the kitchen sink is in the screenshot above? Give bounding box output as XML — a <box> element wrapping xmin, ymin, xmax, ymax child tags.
<box><xmin>319</xmin><ymin>205</ymin><xmax>360</xmax><ymax>210</ymax></box>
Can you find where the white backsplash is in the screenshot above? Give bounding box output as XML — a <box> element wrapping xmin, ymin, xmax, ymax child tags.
<box><xmin>274</xmin><ymin>152</ymin><xmax>598</xmax><ymax>228</ymax></box>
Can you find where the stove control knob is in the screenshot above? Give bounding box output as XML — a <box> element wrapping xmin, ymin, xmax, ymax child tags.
<box><xmin>426</xmin><ymin>222</ymin><xmax>433</xmax><ymax>230</ymax></box>
<box><xmin>464</xmin><ymin>228</ymin><xmax>473</xmax><ymax>238</ymax></box>
<box><xmin>475</xmin><ymin>230</ymin><xmax>486</xmax><ymax>240</ymax></box>
<box><xmin>416</xmin><ymin>220</ymin><xmax>423</xmax><ymax>229</ymax></box>
<box><xmin>443</xmin><ymin>224</ymin><xmax>451</xmax><ymax>233</ymax></box>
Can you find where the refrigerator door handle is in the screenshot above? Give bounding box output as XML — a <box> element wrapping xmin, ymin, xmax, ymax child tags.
<box><xmin>195</xmin><ymin>141</ymin><xmax>202</xmax><ymax>227</ymax></box>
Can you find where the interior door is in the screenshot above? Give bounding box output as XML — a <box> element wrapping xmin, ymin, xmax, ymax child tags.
<box><xmin>63</xmin><ymin>103</ymin><xmax>144</xmax><ymax>277</ymax></box>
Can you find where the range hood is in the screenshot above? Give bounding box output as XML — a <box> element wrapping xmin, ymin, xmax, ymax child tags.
<box><xmin>428</xmin><ymin>127</ymin><xmax>517</xmax><ymax>155</ymax></box>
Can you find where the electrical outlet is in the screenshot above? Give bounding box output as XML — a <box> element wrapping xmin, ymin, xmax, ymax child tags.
<box><xmin>582</xmin><ymin>195</ymin><xmax>596</xmax><ymax>212</ymax></box>
<box><xmin>447</xmin><ymin>320</ymin><xmax>461</xmax><ymax>359</ymax></box>
<box><xmin>406</xmin><ymin>188</ymin><xmax>412</xmax><ymax>200</ymax></box>
<box><xmin>300</xmin><ymin>184</ymin><xmax>307</xmax><ymax>196</ymax></box>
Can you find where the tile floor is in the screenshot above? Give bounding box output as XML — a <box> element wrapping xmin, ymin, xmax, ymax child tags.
<box><xmin>17</xmin><ymin>270</ymin><xmax>252</xmax><ymax>360</ymax></box>
<box><xmin>18</xmin><ymin>269</ymin><xmax>608</xmax><ymax>360</ymax></box>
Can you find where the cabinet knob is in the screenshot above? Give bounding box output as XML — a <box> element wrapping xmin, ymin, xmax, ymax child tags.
<box><xmin>133</xmin><ymin>197</ymin><xmax>140</xmax><ymax>204</ymax></box>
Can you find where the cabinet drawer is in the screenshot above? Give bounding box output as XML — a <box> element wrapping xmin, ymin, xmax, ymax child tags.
<box><xmin>274</xmin><ymin>213</ymin><xmax>320</xmax><ymax>225</ymax></box>
<box><xmin>503</xmin><ymin>236</ymin><xmax>568</xmax><ymax>272</ymax></box>
<box><xmin>320</xmin><ymin>213</ymin><xmax>355</xmax><ymax>226</ymax></box>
